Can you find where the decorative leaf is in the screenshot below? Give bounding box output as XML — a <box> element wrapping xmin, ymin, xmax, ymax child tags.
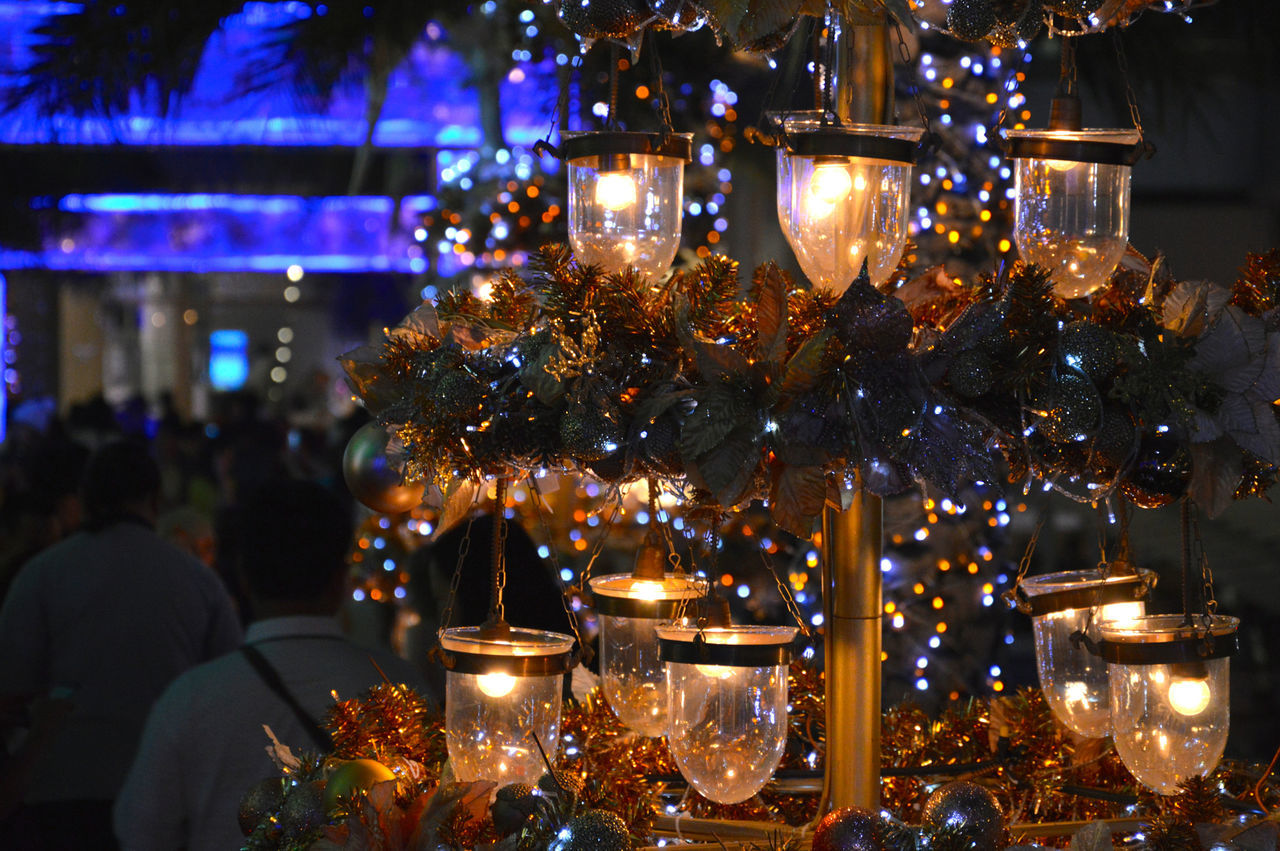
<box><xmin>520</xmin><ymin>339</ymin><xmax>569</xmax><ymax>405</ymax></box>
<box><xmin>828</xmin><ymin>262</ymin><xmax>914</xmax><ymax>357</ymax></box>
<box><xmin>692</xmin><ymin>336</ymin><xmax>754</xmax><ymax>382</ymax></box>
<box><xmin>1068</xmin><ymin>821</ymin><xmax>1112</xmax><ymax>851</ymax></box>
<box><xmin>1162</xmin><ymin>280</ymin><xmax>1214</xmax><ymax>337</ymax></box>
<box><xmin>1187</xmin><ymin>306</ymin><xmax>1270</xmax><ymax>395</ymax></box>
<box><xmin>1220</xmin><ymin>396</ymin><xmax>1280</xmax><ymax>464</ymax></box>
<box><xmin>774</xmin><ymin>330</ymin><xmax>834</xmax><ymax>402</ymax></box>
<box><xmin>687</xmin><ymin>424</ymin><xmax>762</xmax><ymax>507</ymax></box>
<box><xmin>436</xmin><ymin>479</ymin><xmax>479</xmax><ymax>537</ymax></box>
<box><xmin>679</xmin><ymin>382</ymin><xmax>751</xmax><ymax>458</ymax></box>
<box><xmin>395</xmin><ymin>300</ymin><xmax>442</xmax><ymax>344</ymax></box>
<box><xmin>754</xmin><ymin>262</ymin><xmax>790</xmax><ymax>365</ymax></box>
<box><xmin>770</xmin><ymin>464</ymin><xmax>828</xmax><ymax>537</ymax></box>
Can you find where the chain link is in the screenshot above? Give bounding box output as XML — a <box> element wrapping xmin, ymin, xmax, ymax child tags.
<box><xmin>891</xmin><ymin>18</ymin><xmax>931</xmax><ymax>139</ymax></box>
<box><xmin>438</xmin><ymin>514</ymin><xmax>474</xmax><ymax>635</ymax></box>
<box><xmin>647</xmin><ymin>31</ymin><xmax>675</xmax><ymax>138</ymax></box>
<box><xmin>760</xmin><ymin>543</ymin><xmax>812</xmax><ymax>639</ymax></box>
<box><xmin>525</xmin><ymin>476</ymin><xmax>591</xmax><ymax>652</ymax></box>
<box><xmin>1189</xmin><ymin>506</ymin><xmax>1217</xmax><ymax>617</ymax></box>
<box><xmin>1002</xmin><ymin>512</ymin><xmax>1047</xmax><ymax>612</ymax></box>
<box><xmin>1111</xmin><ymin>28</ymin><xmax>1152</xmax><ymax>156</ymax></box>
<box><xmin>489</xmin><ymin>478</ymin><xmax>509</xmax><ymax>623</ymax></box>
<box><xmin>990</xmin><ymin>45</ymin><xmax>1030</xmax><ymax>141</ymax></box>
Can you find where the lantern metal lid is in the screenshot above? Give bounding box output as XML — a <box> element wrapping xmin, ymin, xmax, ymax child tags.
<box><xmin>775</xmin><ymin>113</ymin><xmax>924</xmax><ymax>163</ymax></box>
<box><xmin>1005</xmin><ymin>128</ymin><xmax>1143</xmax><ymax>167</ymax></box>
<box><xmin>1015</xmin><ymin>567</ymin><xmax>1155</xmax><ymax>617</ymax></box>
<box><xmin>590</xmin><ymin>573</ymin><xmax>706</xmax><ymax>619</ymax></box>
<box><xmin>1096</xmin><ymin>614</ymin><xmax>1240</xmax><ymax>665</ymax></box>
<box><xmin>438</xmin><ymin>623</ymin><xmax>577</xmax><ymax>677</ymax></box>
<box><xmin>656</xmin><ymin>625</ymin><xmax>798</xmax><ymax>668</ymax></box>
<box><xmin>560</xmin><ymin>130</ymin><xmax>693</xmax><ymax>164</ymax></box>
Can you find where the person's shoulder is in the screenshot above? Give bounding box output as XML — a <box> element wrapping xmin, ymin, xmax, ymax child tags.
<box><xmin>155</xmin><ymin>646</ymin><xmax>250</xmax><ymax>705</ymax></box>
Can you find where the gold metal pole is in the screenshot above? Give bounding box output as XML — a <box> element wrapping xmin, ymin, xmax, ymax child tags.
<box><xmin>818</xmin><ymin>488</ymin><xmax>883</xmax><ymax>813</ymax></box>
<box><xmin>831</xmin><ymin>17</ymin><xmax>894</xmax><ymax>125</ymax></box>
<box><xmin>815</xmin><ymin>13</ymin><xmax>893</xmax><ymax>817</ymax></box>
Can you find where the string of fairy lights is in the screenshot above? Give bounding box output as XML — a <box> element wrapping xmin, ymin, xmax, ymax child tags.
<box><xmin>348</xmin><ymin>477</ymin><xmax>1023</xmax><ymax>703</ymax></box>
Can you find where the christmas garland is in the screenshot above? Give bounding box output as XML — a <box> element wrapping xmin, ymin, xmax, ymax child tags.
<box><xmin>238</xmin><ymin>675</ymin><xmax>1280</xmax><ymax>850</ymax></box>
<box><xmin>341</xmin><ymin>246</ymin><xmax>1279</xmax><ymax>533</ymax></box>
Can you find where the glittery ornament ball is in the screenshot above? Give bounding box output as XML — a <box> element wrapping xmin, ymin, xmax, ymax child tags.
<box><xmin>560</xmin><ymin>405</ymin><xmax>624</xmax><ymax>462</ymax></box>
<box><xmin>238</xmin><ymin>776</ymin><xmax>283</xmax><ymax>837</ymax></box>
<box><xmin>921</xmin><ymin>781</ymin><xmax>1005</xmax><ymax>848</ymax></box>
<box><xmin>946</xmin><ymin>350</ymin><xmax>996</xmax><ymax>398</ymax></box>
<box><xmin>1120</xmin><ymin>431</ymin><xmax>1192</xmax><ymax>508</ymax></box>
<box><xmin>279</xmin><ymin>779</ymin><xmax>327</xmax><ymax>842</ymax></box>
<box><xmin>551</xmin><ymin>809</ymin><xmax>632</xmax><ymax>851</ymax></box>
<box><xmin>492</xmin><ymin>783</ymin><xmax>540</xmax><ymax>836</ymax></box>
<box><xmin>342</xmin><ymin>422</ymin><xmax>424</xmax><ymax>514</ymax></box>
<box><xmin>946</xmin><ymin>0</ymin><xmax>997</xmax><ymax>41</ymax></box>
<box><xmin>813</xmin><ymin>806</ymin><xmax>883</xmax><ymax>851</ymax></box>
<box><xmin>639</xmin><ymin>413</ymin><xmax>682</xmax><ymax>475</ymax></box>
<box><xmin>1041</xmin><ymin>0</ymin><xmax>1104</xmax><ymax>18</ymax></box>
<box><xmin>1038</xmin><ymin>372</ymin><xmax>1101</xmax><ymax>444</ymax></box>
<box><xmin>1059</xmin><ymin>320</ymin><xmax>1119</xmax><ymax>382</ymax></box>
<box><xmin>990</xmin><ymin>0</ymin><xmax>1031</xmax><ymax>25</ymax></box>
<box><xmin>649</xmin><ymin>0</ymin><xmax>704</xmax><ymax>31</ymax></box>
<box><xmin>538</xmin><ymin>768</ymin><xmax>586</xmax><ymax>801</ymax></box>
<box><xmin>557</xmin><ymin>0</ymin><xmax>650</xmax><ymax>39</ymax></box>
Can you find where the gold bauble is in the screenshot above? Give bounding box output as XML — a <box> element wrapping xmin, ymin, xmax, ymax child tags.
<box><xmin>342</xmin><ymin>422</ymin><xmax>424</xmax><ymax>514</ymax></box>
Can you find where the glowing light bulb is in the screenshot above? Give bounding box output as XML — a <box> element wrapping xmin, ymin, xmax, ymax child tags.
<box><xmin>809</xmin><ymin>162</ymin><xmax>853</xmax><ymax>204</ymax></box>
<box><xmin>629</xmin><ymin>580</ymin><xmax>666</xmax><ymax>601</ymax></box>
<box><xmin>1098</xmin><ymin>601</ymin><xmax>1144</xmax><ymax>630</ymax></box>
<box><xmin>1046</xmin><ymin>158</ymin><xmax>1078</xmax><ymax>172</ymax></box>
<box><xmin>477</xmin><ymin>672</ymin><xmax>517</xmax><ymax>698</ymax></box>
<box><xmin>1168</xmin><ymin>676</ymin><xmax>1211</xmax><ymax>716</ymax></box>
<box><xmin>695</xmin><ymin>664</ymin><xmax>735</xmax><ymax>679</ymax></box>
<box><xmin>595</xmin><ymin>172</ymin><xmax>637</xmax><ymax>212</ymax></box>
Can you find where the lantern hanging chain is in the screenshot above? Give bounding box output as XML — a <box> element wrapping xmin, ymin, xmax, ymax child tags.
<box><xmin>646</xmin><ymin>30</ymin><xmax>675</xmax><ymax>142</ymax></box>
<box><xmin>1112</xmin><ymin>28</ymin><xmax>1155</xmax><ymax>158</ymax></box>
<box><xmin>759</xmin><ymin>540</ymin><xmax>811</xmax><ymax>640</ymax></box>
<box><xmin>488</xmin><ymin>478</ymin><xmax>510</xmax><ymax>624</ymax></box>
<box><xmin>821</xmin><ymin>4</ymin><xmax>838</xmax><ymax>123</ymax></box>
<box><xmin>607</xmin><ymin>42</ymin><xmax>622</xmax><ymax>131</ymax></box>
<box><xmin>990</xmin><ymin>45</ymin><xmax>1029</xmax><ymax>141</ymax></box>
<box><xmin>1190</xmin><ymin>503</ymin><xmax>1217</xmax><ymax>618</ymax></box>
<box><xmin>533</xmin><ymin>49</ymin><xmax>581</xmax><ymax>158</ymax></box>
<box><xmin>1003</xmin><ymin>512</ymin><xmax>1047</xmax><ymax>613</ymax></box>
<box><xmin>1058</xmin><ymin>34</ymin><xmax>1078</xmax><ymax>100</ymax></box>
<box><xmin>745</xmin><ymin>16</ymin><xmax>814</xmax><ymax>147</ymax></box>
<box><xmin>891</xmin><ymin>17</ymin><xmax>932</xmax><ymax>139</ymax></box>
<box><xmin>438</xmin><ymin>514</ymin><xmax>475</xmax><ymax>635</ymax></box>
<box><xmin>650</xmin><ymin>480</ymin><xmax>685</xmax><ymax>577</ymax></box>
<box><xmin>524</xmin><ymin>476</ymin><xmax>588</xmax><ymax>655</ymax></box>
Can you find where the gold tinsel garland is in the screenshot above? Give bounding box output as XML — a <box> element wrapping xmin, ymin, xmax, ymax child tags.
<box><xmin>239</xmin><ymin>672</ymin><xmax>1280</xmax><ymax>849</ymax></box>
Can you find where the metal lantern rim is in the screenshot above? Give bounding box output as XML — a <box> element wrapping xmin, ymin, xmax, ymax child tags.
<box><xmin>1005</xmin><ymin>128</ymin><xmax>1143</xmax><ymax>165</ymax></box>
<box><xmin>1096</xmin><ymin>614</ymin><xmax>1240</xmax><ymax>665</ymax></box>
<box><xmin>438</xmin><ymin>625</ymin><xmax>576</xmax><ymax>676</ymax></box>
<box><xmin>656</xmin><ymin>625</ymin><xmax>798</xmax><ymax>667</ymax></box>
<box><xmin>1016</xmin><ymin>568</ymin><xmax>1155</xmax><ymax>617</ymax></box>
<box><xmin>561</xmin><ymin>130</ymin><xmax>693</xmax><ymax>163</ymax></box>
<box><xmin>589</xmin><ymin>573</ymin><xmax>707</xmax><ymax>618</ymax></box>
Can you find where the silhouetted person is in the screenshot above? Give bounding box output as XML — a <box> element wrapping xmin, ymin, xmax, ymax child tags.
<box><xmin>114</xmin><ymin>478</ymin><xmax>430</xmax><ymax>851</ymax></box>
<box><xmin>0</xmin><ymin>439</ymin><xmax>242</xmax><ymax>850</ymax></box>
<box><xmin>406</xmin><ymin>511</ymin><xmax>575</xmax><ymax>698</ymax></box>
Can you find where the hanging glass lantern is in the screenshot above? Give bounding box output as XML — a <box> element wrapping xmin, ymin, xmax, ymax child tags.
<box><xmin>1016</xmin><ymin>568</ymin><xmax>1153</xmax><ymax>739</ymax></box>
<box><xmin>1096</xmin><ymin>614</ymin><xmax>1239</xmax><ymax>795</ymax></box>
<box><xmin>439</xmin><ymin>623</ymin><xmax>575</xmax><ymax>786</ymax></box>
<box><xmin>656</xmin><ymin>625</ymin><xmax>798</xmax><ymax>804</ymax></box>
<box><xmin>589</xmin><ymin>552</ymin><xmax>704</xmax><ymax>737</ymax></box>
<box><xmin>1006</xmin><ymin>128</ymin><xmax>1141</xmax><ymax>299</ymax></box>
<box><xmin>563</xmin><ymin>131</ymin><xmax>693</xmax><ymax>282</ymax></box>
<box><xmin>774</xmin><ymin>114</ymin><xmax>923</xmax><ymax>293</ymax></box>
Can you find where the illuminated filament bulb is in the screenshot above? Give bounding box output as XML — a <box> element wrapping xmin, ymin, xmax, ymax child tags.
<box><xmin>476</xmin><ymin>671</ymin><xmax>517</xmax><ymax>698</ymax></box>
<box><xmin>1167</xmin><ymin>676</ymin><xmax>1211</xmax><ymax>716</ymax></box>
<box><xmin>695</xmin><ymin>664</ymin><xmax>735</xmax><ymax>680</ymax></box>
<box><xmin>595</xmin><ymin>172</ymin><xmax>637</xmax><ymax>212</ymax></box>
<box><xmin>809</xmin><ymin>162</ymin><xmax>853</xmax><ymax>204</ymax></box>
<box><xmin>1046</xmin><ymin>158</ymin><xmax>1079</xmax><ymax>173</ymax></box>
<box><xmin>629</xmin><ymin>580</ymin><xmax>666</xmax><ymax>601</ymax></box>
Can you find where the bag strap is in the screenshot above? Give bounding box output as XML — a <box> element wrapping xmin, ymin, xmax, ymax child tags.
<box><xmin>240</xmin><ymin>644</ymin><xmax>333</xmax><ymax>753</ymax></box>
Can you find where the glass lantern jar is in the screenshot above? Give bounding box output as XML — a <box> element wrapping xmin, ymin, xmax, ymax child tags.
<box><xmin>774</xmin><ymin>114</ymin><xmax>922</xmax><ymax>293</ymax></box>
<box><xmin>589</xmin><ymin>572</ymin><xmax>705</xmax><ymax>737</ymax></box>
<box><xmin>1097</xmin><ymin>614</ymin><xmax>1239</xmax><ymax>795</ymax></box>
<box><xmin>1006</xmin><ymin>129</ymin><xmax>1141</xmax><ymax>299</ymax></box>
<box><xmin>563</xmin><ymin>131</ymin><xmax>693</xmax><ymax>282</ymax></box>
<box><xmin>656</xmin><ymin>625</ymin><xmax>798</xmax><ymax>804</ymax></box>
<box><xmin>439</xmin><ymin>625</ymin><xmax>575</xmax><ymax>786</ymax></box>
<box><xmin>1017</xmin><ymin>568</ymin><xmax>1153</xmax><ymax>739</ymax></box>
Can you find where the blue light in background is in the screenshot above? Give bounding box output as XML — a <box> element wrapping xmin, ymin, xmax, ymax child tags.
<box><xmin>0</xmin><ymin>272</ymin><xmax>6</xmax><ymax>443</ymax></box>
<box><xmin>19</xmin><ymin>193</ymin><xmax>439</xmax><ymax>273</ymax></box>
<box><xmin>208</xmin><ymin>329</ymin><xmax>249</xmax><ymax>391</ymax></box>
<box><xmin>0</xmin><ymin>2</ymin><xmax>556</xmax><ymax>146</ymax></box>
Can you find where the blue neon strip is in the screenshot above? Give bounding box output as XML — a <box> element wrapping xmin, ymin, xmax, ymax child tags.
<box><xmin>0</xmin><ymin>250</ymin><xmax>421</xmax><ymax>274</ymax></box>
